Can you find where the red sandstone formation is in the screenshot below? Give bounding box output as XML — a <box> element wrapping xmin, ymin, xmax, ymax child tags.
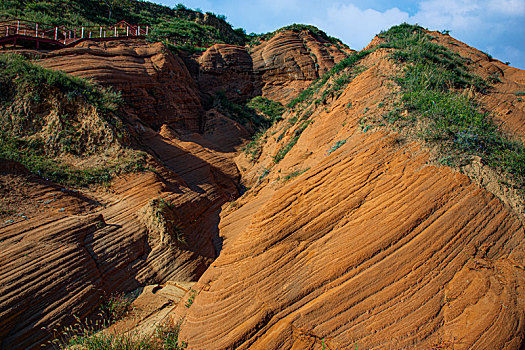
<box><xmin>170</xmin><ymin>37</ymin><xmax>525</xmax><ymax>350</ymax></box>
<box><xmin>40</xmin><ymin>40</ymin><xmax>204</xmax><ymax>131</ymax></box>
<box><xmin>1</xmin><ymin>26</ymin><xmax>525</xmax><ymax>350</ymax></box>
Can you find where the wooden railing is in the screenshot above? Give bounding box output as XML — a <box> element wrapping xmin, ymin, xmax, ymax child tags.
<box><xmin>0</xmin><ymin>19</ymin><xmax>149</xmax><ymax>47</ymax></box>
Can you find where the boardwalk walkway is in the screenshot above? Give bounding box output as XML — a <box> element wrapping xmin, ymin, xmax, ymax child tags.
<box><xmin>0</xmin><ymin>19</ymin><xmax>149</xmax><ymax>50</ymax></box>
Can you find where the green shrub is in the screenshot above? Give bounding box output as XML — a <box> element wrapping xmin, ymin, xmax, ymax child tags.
<box><xmin>327</xmin><ymin>140</ymin><xmax>347</xmax><ymax>155</ymax></box>
<box><xmin>54</xmin><ymin>320</ymin><xmax>187</xmax><ymax>350</ymax></box>
<box><xmin>282</xmin><ymin>168</ymin><xmax>309</xmax><ymax>182</ymax></box>
<box><xmin>246</xmin><ymin>96</ymin><xmax>285</xmax><ymax>122</ymax></box>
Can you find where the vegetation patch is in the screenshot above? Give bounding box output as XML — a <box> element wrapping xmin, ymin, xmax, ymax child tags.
<box><xmin>0</xmin><ymin>53</ymin><xmax>146</xmax><ymax>187</ymax></box>
<box><xmin>273</xmin><ymin>120</ymin><xmax>311</xmax><ymax>163</ymax></box>
<box><xmin>101</xmin><ymin>292</ymin><xmax>134</xmax><ymax>323</ymax></box>
<box><xmin>246</xmin><ymin>96</ymin><xmax>285</xmax><ymax>122</ymax></box>
<box><xmin>139</xmin><ymin>198</ymin><xmax>185</xmax><ymax>246</ymax></box>
<box><xmin>241</xmin><ymin>131</ymin><xmax>266</xmax><ymax>163</ymax></box>
<box><xmin>282</xmin><ymin>168</ymin><xmax>309</xmax><ymax>182</ymax></box>
<box><xmin>327</xmin><ymin>140</ymin><xmax>347</xmax><ymax>155</ymax></box>
<box><xmin>216</xmin><ymin>95</ymin><xmax>284</xmax><ymax>163</ymax></box>
<box><xmin>1</xmin><ymin>0</ymin><xmax>245</xmax><ymax>45</ymax></box>
<box><xmin>53</xmin><ymin>319</ymin><xmax>187</xmax><ymax>350</ymax></box>
<box><xmin>288</xmin><ymin>50</ymin><xmax>371</xmax><ymax>110</ymax></box>
<box><xmin>375</xmin><ymin>23</ymin><xmax>525</xmax><ymax>191</ymax></box>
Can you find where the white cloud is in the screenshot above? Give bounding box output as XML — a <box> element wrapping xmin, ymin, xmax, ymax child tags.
<box><xmin>487</xmin><ymin>0</ymin><xmax>525</xmax><ymax>16</ymax></box>
<box><xmin>311</xmin><ymin>3</ymin><xmax>409</xmax><ymax>48</ymax></box>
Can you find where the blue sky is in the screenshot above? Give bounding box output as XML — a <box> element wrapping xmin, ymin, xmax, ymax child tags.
<box><xmin>154</xmin><ymin>0</ymin><xmax>525</xmax><ymax>69</ymax></box>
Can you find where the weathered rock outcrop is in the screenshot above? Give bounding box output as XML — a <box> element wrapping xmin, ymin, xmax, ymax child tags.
<box><xmin>0</xmin><ymin>126</ymin><xmax>241</xmax><ymax>348</ymax></box>
<box><xmin>250</xmin><ymin>29</ymin><xmax>352</xmax><ymax>104</ymax></box>
<box><xmin>3</xmin><ymin>24</ymin><xmax>525</xmax><ymax>350</ymax></box>
<box><xmin>197</xmin><ymin>44</ymin><xmax>258</xmax><ymax>103</ymax></box>
<box><xmin>171</xmin><ymin>40</ymin><xmax>525</xmax><ymax>349</ymax></box>
<box><xmin>1</xmin><ymin>37</ymin><xmax>246</xmax><ymax>347</ymax></box>
<box><xmin>196</xmin><ymin>29</ymin><xmax>352</xmax><ymax>105</ymax></box>
<box><xmin>40</xmin><ymin>40</ymin><xmax>204</xmax><ymax>131</ymax></box>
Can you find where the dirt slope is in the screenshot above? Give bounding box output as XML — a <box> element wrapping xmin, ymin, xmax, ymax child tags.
<box><xmin>170</xmin><ymin>43</ymin><xmax>525</xmax><ymax>349</ymax></box>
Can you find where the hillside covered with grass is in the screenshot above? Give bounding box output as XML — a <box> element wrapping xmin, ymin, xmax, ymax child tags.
<box><xmin>0</xmin><ymin>53</ymin><xmax>146</xmax><ymax>187</ymax></box>
<box><xmin>0</xmin><ymin>0</ymin><xmax>246</xmax><ymax>45</ymax></box>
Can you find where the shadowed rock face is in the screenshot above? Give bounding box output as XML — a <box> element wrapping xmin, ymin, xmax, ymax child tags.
<box><xmin>197</xmin><ymin>44</ymin><xmax>258</xmax><ymax>103</ymax></box>
<box><xmin>0</xmin><ymin>130</ymin><xmax>241</xmax><ymax>349</ymax></box>
<box><xmin>197</xmin><ymin>29</ymin><xmax>352</xmax><ymax>105</ymax></box>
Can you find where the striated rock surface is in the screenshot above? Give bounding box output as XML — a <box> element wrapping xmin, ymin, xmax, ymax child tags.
<box><xmin>172</xmin><ymin>45</ymin><xmax>525</xmax><ymax>349</ymax></box>
<box><xmin>39</xmin><ymin>40</ymin><xmax>204</xmax><ymax>131</ymax></box>
<box><xmin>197</xmin><ymin>44</ymin><xmax>258</xmax><ymax>103</ymax></box>
<box><xmin>0</xmin><ymin>134</ymin><xmax>240</xmax><ymax>348</ymax></box>
<box><xmin>250</xmin><ymin>29</ymin><xmax>352</xmax><ymax>104</ymax></box>
<box><xmin>3</xmin><ymin>23</ymin><xmax>525</xmax><ymax>350</ymax></box>
<box><xmin>195</xmin><ymin>29</ymin><xmax>352</xmax><ymax>105</ymax></box>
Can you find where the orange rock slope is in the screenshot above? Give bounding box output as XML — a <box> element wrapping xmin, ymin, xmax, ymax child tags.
<box><xmin>0</xmin><ymin>31</ymin><xmax>348</xmax><ymax>349</ymax></box>
<box><xmin>1</xmin><ymin>27</ymin><xmax>525</xmax><ymax>350</ymax></box>
<box><xmin>171</xmin><ymin>38</ymin><xmax>525</xmax><ymax>349</ymax></box>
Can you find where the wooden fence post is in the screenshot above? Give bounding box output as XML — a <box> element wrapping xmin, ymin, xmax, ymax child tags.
<box><xmin>55</xmin><ymin>27</ymin><xmax>58</xmax><ymax>41</ymax></box>
<box><xmin>16</xmin><ymin>20</ymin><xmax>19</xmax><ymax>34</ymax></box>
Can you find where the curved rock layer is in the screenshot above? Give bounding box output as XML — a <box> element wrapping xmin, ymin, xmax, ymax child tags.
<box><xmin>173</xmin><ymin>46</ymin><xmax>525</xmax><ymax>349</ymax></box>
<box><xmin>39</xmin><ymin>40</ymin><xmax>204</xmax><ymax>131</ymax></box>
<box><xmin>250</xmin><ymin>29</ymin><xmax>351</xmax><ymax>104</ymax></box>
<box><xmin>0</xmin><ymin>121</ymin><xmax>241</xmax><ymax>349</ymax></box>
<box><xmin>196</xmin><ymin>29</ymin><xmax>351</xmax><ymax>105</ymax></box>
<box><xmin>197</xmin><ymin>44</ymin><xmax>258</xmax><ymax>103</ymax></box>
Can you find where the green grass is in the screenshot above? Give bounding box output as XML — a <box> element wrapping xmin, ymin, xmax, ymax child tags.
<box><xmin>327</xmin><ymin>140</ymin><xmax>347</xmax><ymax>155</ymax></box>
<box><xmin>282</xmin><ymin>168</ymin><xmax>309</xmax><ymax>182</ymax></box>
<box><xmin>218</xmin><ymin>95</ymin><xmax>283</xmax><ymax>163</ymax></box>
<box><xmin>214</xmin><ymin>92</ymin><xmax>268</xmax><ymax>129</ymax></box>
<box><xmin>0</xmin><ymin>53</ymin><xmax>146</xmax><ymax>187</ymax></box>
<box><xmin>184</xmin><ymin>289</ymin><xmax>197</xmax><ymax>308</ymax></box>
<box><xmin>246</xmin><ymin>96</ymin><xmax>285</xmax><ymax>123</ymax></box>
<box><xmin>376</xmin><ymin>23</ymin><xmax>525</xmax><ymax>190</ymax></box>
<box><xmin>273</xmin><ymin>120</ymin><xmax>311</xmax><ymax>163</ymax></box>
<box><xmin>53</xmin><ymin>320</ymin><xmax>187</xmax><ymax>350</ymax></box>
<box><xmin>287</xmin><ymin>50</ymin><xmax>371</xmax><ymax>110</ymax></box>
<box><xmin>101</xmin><ymin>293</ymin><xmax>133</xmax><ymax>323</ymax></box>
<box><xmin>1</xmin><ymin>0</ymin><xmax>246</xmax><ymax>47</ymax></box>
<box><xmin>241</xmin><ymin>131</ymin><xmax>266</xmax><ymax>163</ymax></box>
